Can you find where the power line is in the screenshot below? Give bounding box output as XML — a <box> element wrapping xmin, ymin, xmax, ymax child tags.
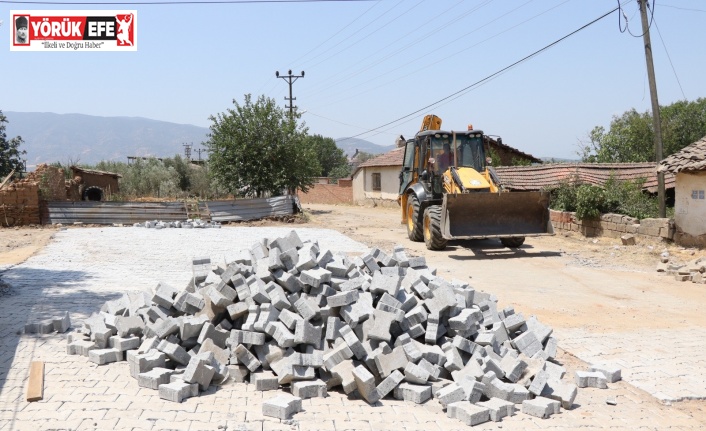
<box><xmin>0</xmin><ymin>0</ymin><xmax>374</xmax><ymax>4</ymax></box>
<box><xmin>652</xmin><ymin>17</ymin><xmax>686</xmax><ymax>100</ymax></box>
<box><xmin>337</xmin><ymin>5</ymin><xmax>620</xmax><ymax>142</ymax></box>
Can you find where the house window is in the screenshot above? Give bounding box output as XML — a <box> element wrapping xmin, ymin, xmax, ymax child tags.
<box><xmin>372</xmin><ymin>173</ymin><xmax>381</xmax><ymax>191</ymax></box>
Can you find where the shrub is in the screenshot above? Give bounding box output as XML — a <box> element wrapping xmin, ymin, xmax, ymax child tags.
<box><xmin>575</xmin><ymin>184</ymin><xmax>605</xmax><ymax>220</ymax></box>
<box><xmin>546</xmin><ymin>180</ymin><xmax>579</xmax><ymax>212</ymax></box>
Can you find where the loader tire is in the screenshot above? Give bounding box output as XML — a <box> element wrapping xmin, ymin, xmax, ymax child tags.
<box><xmin>424</xmin><ymin>205</ymin><xmax>447</xmax><ymax>251</ymax></box>
<box><xmin>501</xmin><ymin>237</ymin><xmax>525</xmax><ymax>248</ymax></box>
<box><xmin>406</xmin><ymin>194</ymin><xmax>423</xmax><ymax>242</ymax></box>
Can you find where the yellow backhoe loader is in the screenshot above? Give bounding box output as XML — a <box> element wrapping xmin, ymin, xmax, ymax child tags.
<box><xmin>398</xmin><ymin>115</ymin><xmax>553</xmax><ymax>250</ymax></box>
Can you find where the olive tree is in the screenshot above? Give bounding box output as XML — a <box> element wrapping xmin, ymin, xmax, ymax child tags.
<box><xmin>0</xmin><ymin>110</ymin><xmax>26</xmax><ymax>178</ymax></box>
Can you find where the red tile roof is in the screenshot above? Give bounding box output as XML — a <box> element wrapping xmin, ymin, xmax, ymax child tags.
<box><xmin>495</xmin><ymin>163</ymin><xmax>675</xmax><ymax>193</ymax></box>
<box><xmin>357</xmin><ymin>147</ymin><xmax>405</xmax><ymax>168</ymax></box>
<box><xmin>658</xmin><ymin>136</ymin><xmax>706</xmax><ymax>173</ymax></box>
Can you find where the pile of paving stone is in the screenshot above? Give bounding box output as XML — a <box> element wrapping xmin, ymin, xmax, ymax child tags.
<box><xmin>133</xmin><ymin>219</ymin><xmax>222</xmax><ymax>229</ymax></box>
<box><xmin>66</xmin><ymin>230</ymin><xmax>617</xmax><ymax>426</ymax></box>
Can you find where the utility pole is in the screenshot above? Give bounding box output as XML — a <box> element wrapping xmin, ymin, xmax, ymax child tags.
<box><xmin>183</xmin><ymin>143</ymin><xmax>192</xmax><ymax>161</ymax></box>
<box><xmin>195</xmin><ymin>148</ymin><xmax>206</xmax><ymax>161</ymax></box>
<box><xmin>638</xmin><ymin>0</ymin><xmax>666</xmax><ymax>217</ymax></box>
<box><xmin>275</xmin><ymin>69</ymin><xmax>305</xmax><ymax>118</ymax></box>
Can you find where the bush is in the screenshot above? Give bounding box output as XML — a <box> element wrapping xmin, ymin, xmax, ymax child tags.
<box><xmin>575</xmin><ymin>185</ymin><xmax>605</xmax><ymax>220</ymax></box>
<box><xmin>602</xmin><ymin>176</ymin><xmax>659</xmax><ymax>220</ymax></box>
<box><xmin>546</xmin><ymin>180</ymin><xmax>579</xmax><ymax>212</ymax></box>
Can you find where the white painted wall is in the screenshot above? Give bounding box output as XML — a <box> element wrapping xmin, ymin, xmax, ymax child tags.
<box><xmin>352</xmin><ymin>166</ymin><xmax>401</xmax><ymax>204</ymax></box>
<box><xmin>675</xmin><ymin>171</ymin><xmax>706</xmax><ymax>237</ymax></box>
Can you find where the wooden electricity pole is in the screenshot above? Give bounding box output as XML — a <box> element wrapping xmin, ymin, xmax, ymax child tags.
<box><xmin>638</xmin><ymin>0</ymin><xmax>666</xmax><ymax>217</ymax></box>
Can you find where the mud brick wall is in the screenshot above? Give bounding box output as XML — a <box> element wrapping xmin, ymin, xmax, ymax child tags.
<box><xmin>299</xmin><ymin>178</ymin><xmax>353</xmax><ymax>205</ymax></box>
<box><xmin>550</xmin><ymin>210</ymin><xmax>674</xmax><ymax>241</ymax></box>
<box><xmin>0</xmin><ymin>183</ymin><xmax>41</xmax><ymax>226</ymax></box>
<box><xmin>35</xmin><ymin>164</ymin><xmax>67</xmax><ymax>200</ymax></box>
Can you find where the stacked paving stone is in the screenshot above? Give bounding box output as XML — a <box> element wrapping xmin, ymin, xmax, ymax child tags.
<box><xmin>67</xmin><ymin>230</ymin><xmax>583</xmax><ymax>424</ymax></box>
<box><xmin>133</xmin><ymin>219</ymin><xmax>222</xmax><ymax>229</ymax></box>
<box><xmin>24</xmin><ymin>311</ymin><xmax>71</xmax><ymax>334</ymax></box>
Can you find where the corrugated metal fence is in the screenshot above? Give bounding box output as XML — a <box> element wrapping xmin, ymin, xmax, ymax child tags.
<box><xmin>43</xmin><ymin>196</ymin><xmax>299</xmax><ymax>225</ymax></box>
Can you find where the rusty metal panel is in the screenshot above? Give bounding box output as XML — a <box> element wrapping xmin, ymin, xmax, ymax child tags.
<box><xmin>44</xmin><ymin>201</ymin><xmax>187</xmax><ymax>225</ymax></box>
<box><xmin>207</xmin><ymin>196</ymin><xmax>297</xmax><ymax>222</ymax></box>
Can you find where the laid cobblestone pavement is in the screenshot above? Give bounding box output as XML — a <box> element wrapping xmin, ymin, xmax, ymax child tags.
<box><xmin>0</xmin><ymin>227</ymin><xmax>704</xmax><ymax>430</ymax></box>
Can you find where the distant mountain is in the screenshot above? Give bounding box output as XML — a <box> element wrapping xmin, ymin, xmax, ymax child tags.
<box><xmin>3</xmin><ymin>111</ymin><xmax>398</xmax><ymax>168</ymax></box>
<box><xmin>335</xmin><ymin>137</ymin><xmax>396</xmax><ymax>157</ymax></box>
<box><xmin>4</xmin><ymin>112</ymin><xmax>210</xmax><ymax>166</ymax></box>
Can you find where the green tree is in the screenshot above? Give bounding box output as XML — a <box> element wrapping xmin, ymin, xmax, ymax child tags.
<box><xmin>580</xmin><ymin>98</ymin><xmax>706</xmax><ymax>163</ymax></box>
<box><xmin>306</xmin><ymin>134</ymin><xmax>348</xmax><ymax>177</ymax></box>
<box><xmin>163</xmin><ymin>154</ymin><xmax>191</xmax><ymax>191</ymax></box>
<box><xmin>205</xmin><ymin>94</ymin><xmax>320</xmax><ymax>197</ymax></box>
<box><xmin>0</xmin><ymin>110</ymin><xmax>26</xmax><ymax>178</ymax></box>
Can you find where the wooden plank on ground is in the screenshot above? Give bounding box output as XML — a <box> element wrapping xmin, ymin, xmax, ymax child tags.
<box><xmin>26</xmin><ymin>361</ymin><xmax>44</xmax><ymax>402</ymax></box>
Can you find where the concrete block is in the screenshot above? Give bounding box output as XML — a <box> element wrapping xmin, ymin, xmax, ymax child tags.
<box><xmin>197</xmin><ymin>322</ymin><xmax>229</xmax><ymax>349</ymax></box>
<box><xmin>265</xmin><ymin>321</ymin><xmax>296</xmax><ymax>348</ymax></box>
<box><xmin>251</xmin><ymin>370</ymin><xmax>280</xmax><ymax>391</ymax></box>
<box><xmin>544</xmin><ymin>336</ymin><xmax>558</xmax><ymax>360</ymax></box>
<box><xmin>512</xmin><ymin>330</ymin><xmax>543</xmax><ymax>357</ymax></box>
<box><xmin>526</xmin><ymin>316</ymin><xmax>553</xmax><ymax>344</ymax></box>
<box><xmin>500</xmin><ymin>354</ymin><xmax>527</xmax><ymax>383</ymax></box>
<box><xmin>323</xmin><ymin>341</ymin><xmax>353</xmax><ymax>370</ymax></box>
<box><xmin>292</xmin><ymin>379</ymin><xmax>328</xmax><ymax>399</ymax></box>
<box><xmin>477</xmin><ymin>397</ymin><xmax>515</xmax><ymax>422</ymax></box>
<box><xmin>262</xmin><ymin>394</ymin><xmax>303</xmax><ymax>420</ymax></box>
<box><xmin>575</xmin><ymin>370</ymin><xmax>608</xmax><ymax>389</ymax></box>
<box><xmin>452</xmin><ymin>335</ymin><xmax>478</xmax><ymax>355</ymax></box>
<box><xmin>254</xmin><ymin>303</ymin><xmax>280</xmax><ymax>333</ymax></box>
<box><xmin>294</xmin><ymin>319</ymin><xmax>323</xmax><ymax>347</ymax></box>
<box><xmin>370</xmin><ymin>271</ymin><xmax>402</xmax><ymax>297</ymax></box>
<box><xmin>157</xmin><ymin>339</ymin><xmax>191</xmax><ymax>365</ymax></box>
<box><xmin>226</xmin><ymin>365</ymin><xmax>249</xmax><ymax>383</ymax></box>
<box><xmin>173</xmin><ymin>290</ymin><xmax>205</xmax><ymax>315</ymax></box>
<box><xmin>326</xmin><ymin>289</ymin><xmax>359</xmax><ymax>308</ymax></box>
<box><xmin>447</xmin><ymin>402</ymin><xmax>491</xmax><ymax>426</ymax></box>
<box><xmin>339</xmin><ymin>325</ymin><xmax>366</xmax><ymax>360</ymax></box>
<box><xmin>300</xmin><ymin>267</ymin><xmax>332</xmax><ymax>288</ymax></box>
<box><xmin>541</xmin><ymin>377</ymin><xmax>578</xmax><ymax>409</ymax></box>
<box><xmin>233</xmin><ymin>344</ymin><xmax>262</xmax><ymax>372</ymax></box>
<box><xmin>543</xmin><ymin>361</ymin><xmax>566</xmax><ymax>380</ymax></box>
<box><xmin>353</xmin><ymin>364</ymin><xmax>380</xmax><ymax>404</ymax></box>
<box><xmin>522</xmin><ymin>396</ymin><xmax>561</xmax><ymax>418</ymax></box>
<box><xmin>159</xmin><ymin>380</ymin><xmax>199</xmax><ymax>403</ymax></box>
<box><xmin>442</xmin><ymin>343</ymin><xmax>463</xmax><ymax>372</ymax></box>
<box><xmin>138</xmin><ymin>367</ymin><xmax>175</xmax><ymax>390</ymax></box>
<box><xmin>376</xmin><ymin>369</ymin><xmax>404</xmax><ymax>399</ymax></box>
<box><xmin>67</xmin><ymin>339</ymin><xmax>97</xmax><ymax>356</ymax></box>
<box><xmin>484</xmin><ymin>376</ymin><xmax>515</xmax><ymax>402</ymax></box>
<box><xmin>589</xmin><ymin>363</ymin><xmax>622</xmax><ymax>382</ymax></box>
<box><xmin>403</xmin><ymin>362</ymin><xmax>431</xmax><ymax>384</ymax></box>
<box><xmin>109</xmin><ymin>335</ymin><xmax>141</xmax><ymax>352</ymax></box>
<box><xmin>529</xmin><ymin>370</ymin><xmax>549</xmax><ymax>396</ymax></box>
<box><xmin>330</xmin><ymin>360</ymin><xmax>357</xmax><ymax>394</ymax></box>
<box><xmin>52</xmin><ymin>312</ymin><xmax>71</xmax><ymax>333</ymax></box>
<box><xmin>393</xmin><ymin>382</ymin><xmax>432</xmax><ymax>404</ymax></box>
<box><xmin>368</xmin><ymin>309</ymin><xmax>398</xmax><ymax>343</ymax></box>
<box><xmin>179</xmin><ymin>315</ymin><xmax>209</xmax><ymax>340</ymax></box>
<box><xmin>129</xmin><ymin>349</ymin><xmax>167</xmax><ymax>378</ymax></box>
<box><xmin>375</xmin><ymin>345</ymin><xmax>408</xmax><ymax>378</ymax></box>
<box><xmin>264</xmin><ymin>282</ymin><xmax>291</xmax><ymax>310</ymax></box>
<box><xmin>200</xmin><ymin>338</ymin><xmax>230</xmax><ymax>366</ymax></box>
<box><xmin>436</xmin><ymin>382</ymin><xmax>465</xmax><ymax>408</ymax></box>
<box><xmin>88</xmin><ymin>348</ymin><xmax>123</xmax><ymax>365</ymax></box>
<box><xmin>183</xmin><ymin>356</ymin><xmax>216</xmax><ymax>391</ymax></box>
<box><xmin>294</xmin><ymin>296</ymin><xmax>321</xmax><ymax>321</ymax></box>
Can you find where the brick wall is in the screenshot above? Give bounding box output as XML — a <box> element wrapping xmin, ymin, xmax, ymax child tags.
<box><xmin>0</xmin><ymin>182</ymin><xmax>41</xmax><ymax>226</ymax></box>
<box><xmin>550</xmin><ymin>210</ymin><xmax>674</xmax><ymax>241</ymax></box>
<box><xmin>299</xmin><ymin>179</ymin><xmax>353</xmax><ymax>205</ymax></box>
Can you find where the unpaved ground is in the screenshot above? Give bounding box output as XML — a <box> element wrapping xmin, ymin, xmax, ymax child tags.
<box><xmin>0</xmin><ymin>225</ymin><xmax>57</xmax><ymax>266</ymax></box>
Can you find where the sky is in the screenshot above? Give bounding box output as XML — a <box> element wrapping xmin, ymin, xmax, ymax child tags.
<box><xmin>1</xmin><ymin>0</ymin><xmax>705</xmax><ymax>160</ymax></box>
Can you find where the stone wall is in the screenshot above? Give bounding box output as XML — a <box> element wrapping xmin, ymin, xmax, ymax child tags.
<box><xmin>550</xmin><ymin>210</ymin><xmax>674</xmax><ymax>241</ymax></box>
<box><xmin>299</xmin><ymin>178</ymin><xmax>353</xmax><ymax>205</ymax></box>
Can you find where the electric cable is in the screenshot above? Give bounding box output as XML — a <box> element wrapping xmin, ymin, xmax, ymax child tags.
<box><xmin>653</xmin><ymin>17</ymin><xmax>687</xmax><ymax>100</ymax></box>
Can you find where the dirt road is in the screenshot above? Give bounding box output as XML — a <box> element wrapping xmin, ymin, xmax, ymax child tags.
<box><xmin>302</xmin><ymin>203</ymin><xmax>706</xmax><ymax>333</ymax></box>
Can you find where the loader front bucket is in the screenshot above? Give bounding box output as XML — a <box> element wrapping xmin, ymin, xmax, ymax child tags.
<box><xmin>441</xmin><ymin>192</ymin><xmax>554</xmax><ymax>239</ymax></box>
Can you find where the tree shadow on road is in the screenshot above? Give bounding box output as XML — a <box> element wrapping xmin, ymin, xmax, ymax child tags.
<box><xmin>0</xmin><ymin>266</ymin><xmax>122</xmax><ymax>397</ymax></box>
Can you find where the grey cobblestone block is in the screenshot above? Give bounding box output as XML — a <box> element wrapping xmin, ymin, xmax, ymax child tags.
<box><xmin>264</xmin><ymin>281</ymin><xmax>291</xmax><ymax>310</ymax></box>
<box><xmin>512</xmin><ymin>330</ymin><xmax>543</xmax><ymax>357</ymax></box>
<box><xmin>500</xmin><ymin>354</ymin><xmax>527</xmax><ymax>383</ymax></box>
<box><xmin>200</xmin><ymin>338</ymin><xmax>230</xmax><ymax>366</ymax></box>
<box><xmin>394</xmin><ymin>382</ymin><xmax>432</xmax><ymax>403</ymax></box>
<box><xmin>157</xmin><ymin>339</ymin><xmax>191</xmax><ymax>365</ymax></box>
<box><xmin>263</xmin><ymin>394</ymin><xmax>303</xmax><ymax>420</ymax></box>
<box><xmin>543</xmin><ymin>360</ymin><xmax>566</xmax><ymax>380</ymax></box>
<box><xmin>179</xmin><ymin>315</ymin><xmax>209</xmax><ymax>340</ymax></box>
<box><xmin>544</xmin><ymin>335</ymin><xmax>559</xmax><ymax>359</ymax></box>
<box><xmin>435</xmin><ymin>382</ymin><xmax>465</xmax><ymax>408</ymax></box>
<box><xmin>522</xmin><ymin>396</ymin><xmax>561</xmax><ymax>418</ymax></box>
<box><xmin>529</xmin><ymin>369</ymin><xmax>549</xmax><ymax>396</ymax></box>
<box><xmin>89</xmin><ymin>348</ymin><xmax>123</xmax><ymax>365</ymax></box>
<box><xmin>526</xmin><ymin>315</ymin><xmax>553</xmax><ymax>343</ymax></box>
<box><xmin>477</xmin><ymin>397</ymin><xmax>515</xmax><ymax>421</ymax></box>
<box><xmin>183</xmin><ymin>355</ymin><xmax>216</xmax><ymax>391</ymax></box>
<box><xmin>323</xmin><ymin>341</ymin><xmax>353</xmax><ymax>370</ymax></box>
<box><xmin>197</xmin><ymin>322</ymin><xmax>229</xmax><ymax>348</ymax></box>
<box><xmin>447</xmin><ymin>401</ymin><xmax>491</xmax><ymax>426</ymax></box>
<box><xmin>280</xmin><ymin>308</ymin><xmax>304</xmax><ymax>330</ymax></box>
<box><xmin>138</xmin><ymin>367</ymin><xmax>175</xmax><ymax>390</ymax></box>
<box><xmin>233</xmin><ymin>344</ymin><xmax>262</xmax><ymax>372</ymax></box>
<box><xmin>129</xmin><ymin>348</ymin><xmax>166</xmax><ymax>378</ymax></box>
<box><xmin>300</xmin><ymin>267</ymin><xmax>332</xmax><ymax>288</ymax></box>
<box><xmin>265</xmin><ymin>321</ymin><xmax>296</xmax><ymax>348</ymax></box>
<box><xmin>294</xmin><ymin>296</ymin><xmax>321</xmax><ymax>321</ymax></box>
<box><xmin>292</xmin><ymin>379</ymin><xmax>327</xmax><ymax>399</ymax></box>
<box><xmin>339</xmin><ymin>324</ymin><xmax>366</xmax><ymax>360</ymax></box>
<box><xmin>370</xmin><ymin>271</ymin><xmax>401</xmax><ymax>297</ymax></box>
<box><xmin>541</xmin><ymin>377</ymin><xmax>578</xmax><ymax>409</ymax></box>
<box><xmin>109</xmin><ymin>335</ymin><xmax>141</xmax><ymax>352</ymax></box>
<box><xmin>67</xmin><ymin>339</ymin><xmax>97</xmax><ymax>356</ymax></box>
<box><xmin>442</xmin><ymin>343</ymin><xmax>463</xmax><ymax>372</ymax></box>
<box><xmin>404</xmin><ymin>362</ymin><xmax>431</xmax><ymax>384</ymax></box>
<box><xmin>330</xmin><ymin>359</ymin><xmax>357</xmax><ymax>394</ymax></box>
<box><xmin>294</xmin><ymin>319</ymin><xmax>323</xmax><ymax>347</ymax></box>
<box><xmin>251</xmin><ymin>370</ymin><xmax>280</xmax><ymax>391</ymax></box>
<box><xmin>575</xmin><ymin>370</ymin><xmax>608</xmax><ymax>388</ymax></box>
<box><xmin>484</xmin><ymin>376</ymin><xmax>515</xmax><ymax>401</ymax></box>
<box><xmin>173</xmin><ymin>290</ymin><xmax>205</xmax><ymax>314</ymax></box>
<box><xmin>52</xmin><ymin>311</ymin><xmax>72</xmax><ymax>333</ymax></box>
<box><xmin>228</xmin><ymin>329</ymin><xmax>266</xmax><ymax>347</ymax></box>
<box><xmin>509</xmin><ymin>384</ymin><xmax>530</xmax><ymax>403</ymax></box>
<box><xmin>226</xmin><ymin>302</ymin><xmax>248</xmax><ymax>321</ymax></box>
<box><xmin>376</xmin><ymin>369</ymin><xmax>404</xmax><ymax>399</ymax></box>
<box><xmin>374</xmin><ymin>345</ymin><xmax>408</xmax><ymax>378</ymax></box>
<box><xmin>159</xmin><ymin>380</ymin><xmax>199</xmax><ymax>403</ymax></box>
<box><xmin>353</xmin><ymin>364</ymin><xmax>380</xmax><ymax>404</ymax></box>
<box><xmin>226</xmin><ymin>364</ymin><xmax>249</xmax><ymax>382</ymax></box>
<box><xmin>254</xmin><ymin>303</ymin><xmax>280</xmax><ymax>333</ymax></box>
<box><xmin>589</xmin><ymin>363</ymin><xmax>622</xmax><ymax>382</ymax></box>
<box><xmin>326</xmin><ymin>289</ymin><xmax>359</xmax><ymax>308</ymax></box>
<box><xmin>249</xmin><ymin>273</ymin><xmax>271</xmax><ymax>303</ymax></box>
